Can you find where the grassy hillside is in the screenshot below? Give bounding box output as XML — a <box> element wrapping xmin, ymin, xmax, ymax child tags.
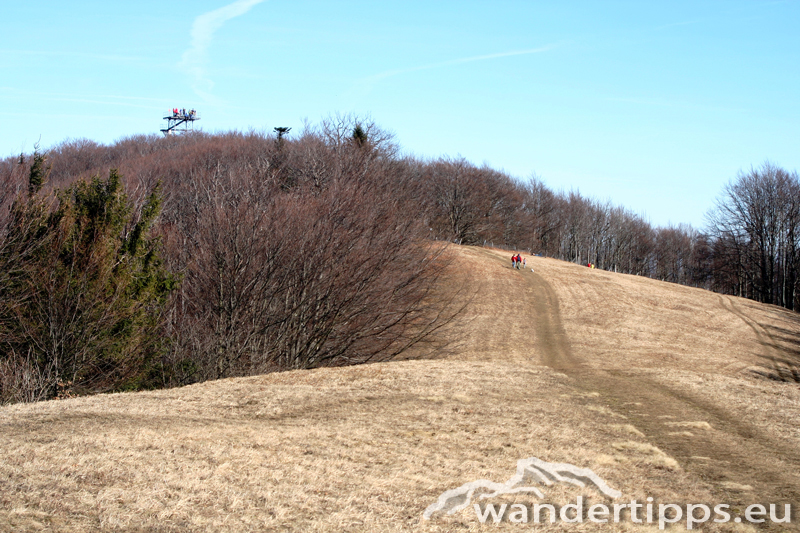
<box><xmin>1</xmin><ymin>245</ymin><xmax>799</xmax><ymax>532</ymax></box>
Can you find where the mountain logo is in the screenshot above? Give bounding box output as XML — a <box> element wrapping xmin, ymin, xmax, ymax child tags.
<box><xmin>423</xmin><ymin>456</ymin><xmax>621</xmax><ymax>519</ymax></box>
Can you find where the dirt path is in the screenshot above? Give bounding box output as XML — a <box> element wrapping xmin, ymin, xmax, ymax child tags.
<box><xmin>477</xmin><ymin>248</ymin><xmax>800</xmax><ymax>528</ymax></box>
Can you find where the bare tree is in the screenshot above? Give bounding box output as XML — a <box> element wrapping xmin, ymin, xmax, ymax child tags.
<box><xmin>707</xmin><ymin>162</ymin><xmax>800</xmax><ymax>308</ymax></box>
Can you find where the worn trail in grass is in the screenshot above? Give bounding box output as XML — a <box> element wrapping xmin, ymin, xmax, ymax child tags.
<box><xmin>478</xmin><ymin>247</ymin><xmax>800</xmax><ymax>529</ymax></box>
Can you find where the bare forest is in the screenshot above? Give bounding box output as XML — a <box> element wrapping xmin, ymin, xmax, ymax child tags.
<box><xmin>1</xmin><ymin>117</ymin><xmax>798</xmax><ymax>403</ymax></box>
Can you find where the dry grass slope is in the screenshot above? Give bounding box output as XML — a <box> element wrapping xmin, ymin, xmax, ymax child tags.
<box><xmin>1</xmin><ymin>245</ymin><xmax>799</xmax><ymax>532</ymax></box>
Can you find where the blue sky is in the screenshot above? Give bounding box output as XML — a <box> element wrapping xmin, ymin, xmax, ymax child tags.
<box><xmin>2</xmin><ymin>1</ymin><xmax>798</xmax><ymax>228</ymax></box>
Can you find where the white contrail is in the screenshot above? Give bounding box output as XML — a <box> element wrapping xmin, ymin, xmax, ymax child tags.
<box><xmin>180</xmin><ymin>0</ymin><xmax>266</xmax><ymax>97</ymax></box>
<box><xmin>366</xmin><ymin>44</ymin><xmax>560</xmax><ymax>84</ymax></box>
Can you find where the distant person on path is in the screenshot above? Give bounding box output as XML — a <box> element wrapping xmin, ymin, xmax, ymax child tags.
<box><xmin>512</xmin><ymin>254</ymin><xmax>517</xmax><ymax>269</ymax></box>
<box><xmin>522</xmin><ymin>257</ymin><xmax>527</xmax><ymax>269</ymax></box>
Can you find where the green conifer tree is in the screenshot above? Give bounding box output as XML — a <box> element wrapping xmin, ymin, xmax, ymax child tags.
<box><xmin>0</xmin><ymin>168</ymin><xmax>177</xmax><ymax>401</ymax></box>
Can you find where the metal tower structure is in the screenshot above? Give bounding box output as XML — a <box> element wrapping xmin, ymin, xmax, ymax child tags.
<box><xmin>161</xmin><ymin>108</ymin><xmax>200</xmax><ymax>136</ymax></box>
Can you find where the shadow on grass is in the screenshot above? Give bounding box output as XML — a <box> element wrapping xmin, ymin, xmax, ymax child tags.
<box><xmin>751</xmin><ymin>320</ymin><xmax>800</xmax><ymax>383</ymax></box>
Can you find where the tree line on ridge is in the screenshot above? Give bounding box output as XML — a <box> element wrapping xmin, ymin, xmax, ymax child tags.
<box><xmin>0</xmin><ymin>116</ymin><xmax>797</xmax><ymax>402</ymax></box>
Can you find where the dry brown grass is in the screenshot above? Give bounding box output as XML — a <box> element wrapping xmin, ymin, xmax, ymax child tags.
<box><xmin>507</xmin><ymin>250</ymin><xmax>800</xmax><ymax>449</ymax></box>
<box><xmin>1</xmin><ymin>245</ymin><xmax>799</xmax><ymax>531</ymax></box>
<box><xmin>1</xmin><ymin>362</ymin><xmax>703</xmax><ymax>532</ymax></box>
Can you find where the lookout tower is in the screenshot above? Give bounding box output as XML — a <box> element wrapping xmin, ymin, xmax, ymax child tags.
<box><xmin>161</xmin><ymin>108</ymin><xmax>199</xmax><ymax>135</ymax></box>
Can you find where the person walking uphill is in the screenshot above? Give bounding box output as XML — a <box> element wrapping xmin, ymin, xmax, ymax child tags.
<box><xmin>512</xmin><ymin>254</ymin><xmax>517</xmax><ymax>269</ymax></box>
